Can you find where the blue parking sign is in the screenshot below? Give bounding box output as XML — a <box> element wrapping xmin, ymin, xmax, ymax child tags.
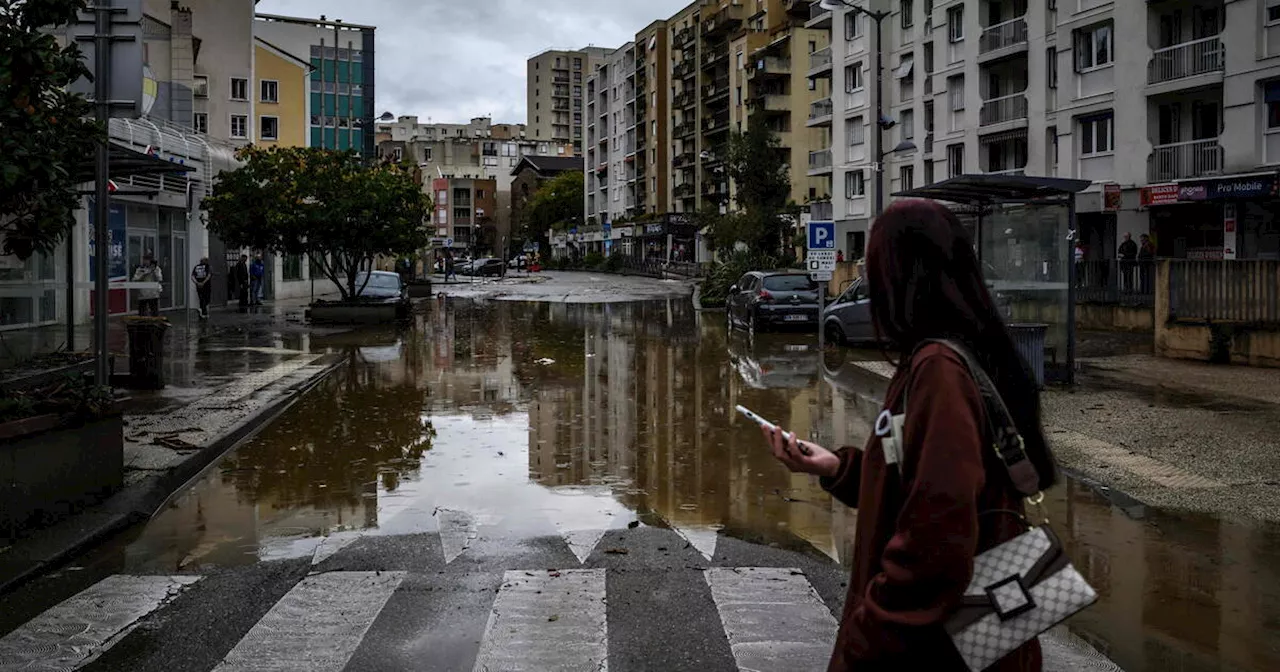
<box><xmin>807</xmin><ymin>221</ymin><xmax>835</xmax><ymax>250</ymax></box>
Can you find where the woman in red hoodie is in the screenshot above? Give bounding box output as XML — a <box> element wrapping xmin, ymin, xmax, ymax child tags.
<box><xmin>762</xmin><ymin>199</ymin><xmax>1057</xmax><ymax>671</ymax></box>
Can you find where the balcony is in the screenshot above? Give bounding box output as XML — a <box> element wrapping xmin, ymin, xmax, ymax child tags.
<box><xmin>807</xmin><ymin>46</ymin><xmax>833</xmax><ymax>77</ymax></box>
<box><xmin>807</xmin><ymin>149</ymin><xmax>833</xmax><ymax>175</ymax></box>
<box><xmin>673</xmin><ymin>90</ymin><xmax>697</xmax><ymax>108</ymax></box>
<box><xmin>810</xmin><ymin>199</ymin><xmax>834</xmax><ymax>221</ymax></box>
<box><xmin>553</xmin><ymin>75</ymin><xmax>570</xmax><ymax>84</ymax></box>
<box><xmin>674</xmin><ymin>122</ymin><xmax>697</xmax><ymax>138</ymax></box>
<box><xmin>806</xmin><ymin>97</ymin><xmax>833</xmax><ymax>127</ymax></box>
<box><xmin>1147</xmin><ymin>36</ymin><xmax>1224</xmax><ymax>89</ymax></box>
<box><xmin>702</xmin><ymin>5</ymin><xmax>744</xmax><ymax>36</ymax></box>
<box><xmin>979</xmin><ymin>17</ymin><xmax>1028</xmax><ymax>58</ymax></box>
<box><xmin>674</xmin><ymin>183</ymin><xmax>696</xmax><ymax>198</ymax></box>
<box><xmin>748</xmin><ymin>56</ymin><xmax>791</xmax><ymax>80</ymax></box>
<box><xmin>702</xmin><ymin>49</ymin><xmax>728</xmax><ymax>68</ymax></box>
<box><xmin>704</xmin><ymin>78</ymin><xmax>731</xmax><ymax>101</ymax></box>
<box><xmin>675</xmin><ymin>27</ymin><xmax>696</xmax><ymax>47</ymax></box>
<box><xmin>703</xmin><ymin>113</ymin><xmax>730</xmax><ymax>134</ymax></box>
<box><xmin>979</xmin><ymin>93</ymin><xmax>1028</xmax><ymax>127</ymax></box>
<box><xmin>805</xmin><ymin>2</ymin><xmax>833</xmax><ymax>29</ymax></box>
<box><xmin>673</xmin><ymin>151</ymin><xmax>696</xmax><ymax>168</ymax></box>
<box><xmin>1148</xmin><ymin>138</ymin><xmax>1224</xmax><ymax>182</ymax></box>
<box><xmin>674</xmin><ymin>60</ymin><xmax>697</xmax><ymax>79</ymax></box>
<box><xmin>748</xmin><ymin>94</ymin><xmax>789</xmax><ymax>113</ymax></box>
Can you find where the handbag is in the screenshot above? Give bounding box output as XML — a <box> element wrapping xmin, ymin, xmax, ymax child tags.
<box><xmin>897</xmin><ymin>339</ymin><xmax>1098</xmax><ymax>672</ymax></box>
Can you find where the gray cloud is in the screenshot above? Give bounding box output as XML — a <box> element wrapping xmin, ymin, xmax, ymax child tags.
<box><xmin>256</xmin><ymin>0</ymin><xmax>692</xmax><ymax>124</ymax></box>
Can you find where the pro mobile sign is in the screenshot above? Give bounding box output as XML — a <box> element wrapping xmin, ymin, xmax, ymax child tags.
<box><xmin>1141</xmin><ymin>173</ymin><xmax>1280</xmax><ymax>206</ymax></box>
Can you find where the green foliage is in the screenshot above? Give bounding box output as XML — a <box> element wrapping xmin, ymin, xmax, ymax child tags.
<box><xmin>525</xmin><ymin>170</ymin><xmax>585</xmax><ymax>234</ymax></box>
<box><xmin>204</xmin><ymin>146</ymin><xmax>431</xmax><ymax>301</ymax></box>
<box><xmin>582</xmin><ymin>252</ymin><xmax>604</xmax><ymax>270</ymax></box>
<box><xmin>698</xmin><ymin>249</ymin><xmax>783</xmax><ymax>309</ymax></box>
<box><xmin>717</xmin><ymin>115</ymin><xmax>792</xmax><ymax>253</ymax></box>
<box><xmin>603</xmin><ymin>252</ymin><xmax>624</xmax><ymax>272</ymax></box>
<box><xmin>0</xmin><ymin>0</ymin><xmax>102</xmax><ymax>259</ymax></box>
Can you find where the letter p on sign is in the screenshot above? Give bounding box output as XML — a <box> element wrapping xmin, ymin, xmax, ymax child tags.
<box><xmin>807</xmin><ymin>221</ymin><xmax>835</xmax><ymax>251</ymax></box>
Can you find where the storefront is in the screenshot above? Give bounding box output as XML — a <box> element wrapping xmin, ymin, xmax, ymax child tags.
<box><xmin>632</xmin><ymin>215</ymin><xmax>697</xmax><ymax>263</ymax></box>
<box><xmin>1142</xmin><ymin>172</ymin><xmax>1280</xmax><ymax>261</ymax></box>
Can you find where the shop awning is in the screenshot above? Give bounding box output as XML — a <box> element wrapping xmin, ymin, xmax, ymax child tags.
<box><xmin>73</xmin><ymin>142</ymin><xmax>195</xmax><ymax>184</ymax></box>
<box><xmin>892</xmin><ymin>174</ymin><xmax>1091</xmax><ymax>206</ymax></box>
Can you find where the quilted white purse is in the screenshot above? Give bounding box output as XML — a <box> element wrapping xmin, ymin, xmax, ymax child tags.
<box><xmin>900</xmin><ymin>340</ymin><xmax>1099</xmax><ymax>672</ymax></box>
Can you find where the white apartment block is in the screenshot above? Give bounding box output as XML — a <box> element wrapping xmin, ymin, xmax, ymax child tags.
<box><xmin>814</xmin><ymin>0</ymin><xmax>1280</xmax><ymax>262</ymax></box>
<box><xmin>585</xmin><ymin>43</ymin><xmax>640</xmax><ymax>226</ymax></box>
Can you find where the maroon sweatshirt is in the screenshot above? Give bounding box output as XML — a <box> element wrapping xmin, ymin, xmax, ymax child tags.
<box><xmin>822</xmin><ymin>343</ymin><xmax>1042</xmax><ymax>671</ymax></box>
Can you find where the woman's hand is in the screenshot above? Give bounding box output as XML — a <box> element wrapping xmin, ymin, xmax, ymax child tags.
<box><xmin>761</xmin><ymin>426</ymin><xmax>841</xmax><ymax>479</ymax></box>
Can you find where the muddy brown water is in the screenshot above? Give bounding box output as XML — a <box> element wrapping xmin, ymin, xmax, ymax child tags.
<box><xmin>83</xmin><ymin>299</ymin><xmax>1280</xmax><ymax>671</ymax></box>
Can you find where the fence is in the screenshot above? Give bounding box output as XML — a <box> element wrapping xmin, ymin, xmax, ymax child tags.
<box><xmin>619</xmin><ymin>257</ymin><xmax>704</xmax><ymax>278</ymax></box>
<box><xmin>1169</xmin><ymin>260</ymin><xmax>1280</xmax><ymax>324</ymax></box>
<box><xmin>1077</xmin><ymin>260</ymin><xmax>1155</xmax><ymax>307</ymax></box>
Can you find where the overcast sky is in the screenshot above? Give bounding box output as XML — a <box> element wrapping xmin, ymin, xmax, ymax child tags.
<box><xmin>256</xmin><ymin>0</ymin><xmax>691</xmax><ymax>125</ymax></box>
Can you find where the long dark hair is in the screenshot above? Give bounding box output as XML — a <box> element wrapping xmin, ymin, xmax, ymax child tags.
<box><xmin>866</xmin><ymin>199</ymin><xmax>1057</xmax><ymax>491</ymax></box>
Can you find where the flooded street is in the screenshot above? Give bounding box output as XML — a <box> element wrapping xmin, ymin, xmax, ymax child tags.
<box><xmin>50</xmin><ymin>298</ymin><xmax>1280</xmax><ymax>671</ymax></box>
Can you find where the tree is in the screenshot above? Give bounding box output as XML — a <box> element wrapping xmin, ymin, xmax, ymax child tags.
<box><xmin>0</xmin><ymin>0</ymin><xmax>101</xmax><ymax>260</ymax></box>
<box><xmin>525</xmin><ymin>170</ymin><xmax>584</xmax><ymax>234</ymax></box>
<box><xmin>716</xmin><ymin>115</ymin><xmax>792</xmax><ymax>252</ymax></box>
<box><xmin>204</xmin><ymin>146</ymin><xmax>431</xmax><ymax>301</ymax></box>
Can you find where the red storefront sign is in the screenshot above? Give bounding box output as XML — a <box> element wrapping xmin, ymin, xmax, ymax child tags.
<box><xmin>1140</xmin><ymin>184</ymin><xmax>1179</xmax><ymax>206</ymax></box>
<box><xmin>1103</xmin><ymin>183</ymin><xmax>1122</xmax><ymax>211</ymax></box>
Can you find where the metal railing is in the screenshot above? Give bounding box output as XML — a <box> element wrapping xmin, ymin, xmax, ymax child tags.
<box><xmin>1147</xmin><ymin>138</ymin><xmax>1223</xmax><ymax>182</ymax></box>
<box><xmin>621</xmin><ymin>257</ymin><xmax>705</xmax><ymax>278</ymax></box>
<box><xmin>750</xmin><ymin>56</ymin><xmax>791</xmax><ymax>78</ymax></box>
<box><xmin>1148</xmin><ymin>36</ymin><xmax>1224</xmax><ymax>85</ymax></box>
<box><xmin>979</xmin><ymin>17</ymin><xmax>1029</xmax><ymax>54</ymax></box>
<box><xmin>809</xmin><ymin>97</ymin><xmax>833</xmax><ymax>121</ymax></box>
<box><xmin>808</xmin><ymin>149</ymin><xmax>833</xmax><ymax>171</ymax></box>
<box><xmin>809</xmin><ymin>46</ymin><xmax>833</xmax><ymax>71</ymax></box>
<box><xmin>1170</xmin><ymin>260</ymin><xmax>1280</xmax><ymax>324</ymax></box>
<box><xmin>979</xmin><ymin>93</ymin><xmax>1029</xmax><ymax>126</ymax></box>
<box><xmin>810</xmin><ymin>199</ymin><xmax>833</xmax><ymax>221</ymax></box>
<box><xmin>1078</xmin><ymin>260</ymin><xmax>1156</xmax><ymax>307</ymax></box>
<box><xmin>809</xmin><ymin>3</ymin><xmax>832</xmax><ymax>22</ymax></box>
<box><xmin>674</xmin><ymin>123</ymin><xmax>696</xmax><ymax>138</ymax></box>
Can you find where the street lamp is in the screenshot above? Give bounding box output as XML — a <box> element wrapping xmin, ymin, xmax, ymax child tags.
<box><xmin>819</xmin><ymin>0</ymin><xmax>893</xmax><ymax>217</ymax></box>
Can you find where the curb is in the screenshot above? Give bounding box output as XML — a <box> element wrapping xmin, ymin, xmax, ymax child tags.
<box><xmin>0</xmin><ymin>354</ymin><xmax>345</xmax><ymax>597</ymax></box>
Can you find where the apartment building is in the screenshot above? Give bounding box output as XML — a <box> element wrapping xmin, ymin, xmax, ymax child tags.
<box><xmin>430</xmin><ymin>177</ymin><xmax>498</xmax><ymax>254</ymax></box>
<box><xmin>635</xmin><ymin>21</ymin><xmax>671</xmax><ymax>216</ymax></box>
<box><xmin>252</xmin><ymin>38</ymin><xmax>310</xmax><ymax>148</ymax></box>
<box><xmin>814</xmin><ymin>0</ymin><xmax>1280</xmax><ymax>262</ymax></box>
<box><xmin>526</xmin><ymin>47</ymin><xmax>612</xmax><ymax>154</ymax></box>
<box><xmin>255</xmin><ymin>13</ymin><xmax>376</xmax><ymax>158</ymax></box>
<box><xmin>585</xmin><ymin>43</ymin><xmax>639</xmax><ymax>226</ymax></box>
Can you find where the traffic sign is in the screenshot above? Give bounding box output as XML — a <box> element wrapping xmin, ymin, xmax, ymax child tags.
<box><xmin>807</xmin><ymin>259</ymin><xmax>836</xmax><ymax>272</ymax></box>
<box><xmin>808</xmin><ymin>250</ymin><xmax>836</xmax><ymax>272</ymax></box>
<box><xmin>445</xmin><ymin>238</ymin><xmax>454</xmax><ymax>248</ymax></box>
<box><xmin>810</xmin><ymin>271</ymin><xmax>833</xmax><ymax>282</ymax></box>
<box><xmin>807</xmin><ymin>221</ymin><xmax>835</xmax><ymax>250</ymax></box>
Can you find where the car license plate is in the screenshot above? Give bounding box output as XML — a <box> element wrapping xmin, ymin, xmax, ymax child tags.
<box><xmin>784</xmin><ymin>314</ymin><xmax>808</xmax><ymax>322</ymax></box>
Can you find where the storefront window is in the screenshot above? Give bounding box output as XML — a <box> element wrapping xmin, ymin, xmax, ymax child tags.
<box><xmin>0</xmin><ymin>249</ymin><xmax>59</xmax><ymax>328</ymax></box>
<box><xmin>283</xmin><ymin>253</ymin><xmax>304</xmax><ymax>280</ymax></box>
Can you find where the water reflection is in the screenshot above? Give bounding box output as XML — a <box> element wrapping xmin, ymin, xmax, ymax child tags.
<box><xmin>90</xmin><ymin>298</ymin><xmax>1280</xmax><ymax>671</ymax></box>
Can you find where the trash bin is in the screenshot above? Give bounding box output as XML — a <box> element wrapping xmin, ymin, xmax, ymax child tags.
<box><xmin>1007</xmin><ymin>323</ymin><xmax>1048</xmax><ymax>387</ymax></box>
<box><xmin>125</xmin><ymin>317</ymin><xmax>170</xmax><ymax>390</ymax></box>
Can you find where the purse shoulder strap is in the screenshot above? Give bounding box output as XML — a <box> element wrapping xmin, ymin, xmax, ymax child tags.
<box><xmin>907</xmin><ymin>339</ymin><xmax>1043</xmax><ymax>498</ymax></box>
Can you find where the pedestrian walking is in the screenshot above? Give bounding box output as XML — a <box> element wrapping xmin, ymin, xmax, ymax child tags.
<box><xmin>249</xmin><ymin>255</ymin><xmax>265</xmax><ymax>305</ymax></box>
<box><xmin>133</xmin><ymin>253</ymin><xmax>163</xmax><ymax>316</ymax></box>
<box><xmin>234</xmin><ymin>254</ymin><xmax>250</xmax><ymax>308</ymax></box>
<box><xmin>837</xmin><ymin>249</ymin><xmax>845</xmax><ymax>263</ymax></box>
<box><xmin>191</xmin><ymin>257</ymin><xmax>212</xmax><ymax>319</ymax></box>
<box><xmin>758</xmin><ymin>200</ymin><xmax>1059</xmax><ymax>671</ymax></box>
<box><xmin>444</xmin><ymin>251</ymin><xmax>457</xmax><ymax>282</ymax></box>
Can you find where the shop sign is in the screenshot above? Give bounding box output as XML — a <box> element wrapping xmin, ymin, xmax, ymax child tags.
<box><xmin>1103</xmin><ymin>183</ymin><xmax>1122</xmax><ymax>211</ymax></box>
<box><xmin>645</xmin><ymin>223</ymin><xmax>664</xmax><ymax>235</ymax></box>
<box><xmin>88</xmin><ymin>201</ymin><xmax>127</xmax><ymax>281</ymax></box>
<box><xmin>1140</xmin><ymin>184</ymin><xmax>1179</xmax><ymax>206</ymax></box>
<box><xmin>1179</xmin><ymin>174</ymin><xmax>1279</xmax><ymax>201</ymax></box>
<box><xmin>1223</xmin><ymin>203</ymin><xmax>1238</xmax><ymax>260</ymax></box>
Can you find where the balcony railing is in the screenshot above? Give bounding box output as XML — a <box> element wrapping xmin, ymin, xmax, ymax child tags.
<box><xmin>979</xmin><ymin>93</ymin><xmax>1029</xmax><ymax>126</ymax></box>
<box><xmin>808</xmin><ymin>97</ymin><xmax>833</xmax><ymax>121</ymax></box>
<box><xmin>673</xmin><ymin>90</ymin><xmax>696</xmax><ymax>108</ymax></box>
<box><xmin>675</xmin><ymin>27</ymin><xmax>696</xmax><ymax>46</ymax></box>
<box><xmin>674</xmin><ymin>183</ymin><xmax>696</xmax><ymax>198</ymax></box>
<box><xmin>1148</xmin><ymin>138</ymin><xmax>1224</xmax><ymax>182</ymax></box>
<box><xmin>674</xmin><ymin>60</ymin><xmax>696</xmax><ymax>78</ymax></box>
<box><xmin>809</xmin><ymin>46</ymin><xmax>833</xmax><ymax>72</ymax></box>
<box><xmin>702</xmin><ymin>49</ymin><xmax>727</xmax><ymax>67</ymax></box>
<box><xmin>1147</xmin><ymin>36</ymin><xmax>1224</xmax><ymax>85</ymax></box>
<box><xmin>749</xmin><ymin>56</ymin><xmax>791</xmax><ymax>79</ymax></box>
<box><xmin>979</xmin><ymin>17</ymin><xmax>1028</xmax><ymax>54</ymax></box>
<box><xmin>703</xmin><ymin>114</ymin><xmax>730</xmax><ymax>132</ymax></box>
<box><xmin>808</xmin><ymin>149</ymin><xmax>833</xmax><ymax>171</ymax></box>
<box><xmin>673</xmin><ymin>151</ymin><xmax>696</xmax><ymax>167</ymax></box>
<box><xmin>809</xmin><ymin>3</ymin><xmax>832</xmax><ymax>23</ymax></box>
<box><xmin>703</xmin><ymin>78</ymin><xmax>730</xmax><ymax>99</ymax></box>
<box><xmin>674</xmin><ymin>123</ymin><xmax>696</xmax><ymax>138</ymax></box>
<box><xmin>810</xmin><ymin>199</ymin><xmax>833</xmax><ymax>221</ymax></box>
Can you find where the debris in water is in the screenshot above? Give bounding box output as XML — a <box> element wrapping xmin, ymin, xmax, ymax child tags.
<box><xmin>604</xmin><ymin>548</ymin><xmax>629</xmax><ymax>555</ymax></box>
<box><xmin>627</xmin><ymin>521</ymin><xmax>640</xmax><ymax>529</ymax></box>
<box><xmin>535</xmin><ymin>358</ymin><xmax>556</xmax><ymax>365</ymax></box>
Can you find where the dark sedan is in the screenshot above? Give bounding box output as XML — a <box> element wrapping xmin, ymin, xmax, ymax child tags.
<box><xmin>725</xmin><ymin>271</ymin><xmax>822</xmax><ymax>332</ymax></box>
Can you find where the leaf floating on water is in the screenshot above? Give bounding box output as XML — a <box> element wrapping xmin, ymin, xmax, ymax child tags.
<box><xmin>548</xmin><ymin>614</ymin><xmax>559</xmax><ymax>622</ymax></box>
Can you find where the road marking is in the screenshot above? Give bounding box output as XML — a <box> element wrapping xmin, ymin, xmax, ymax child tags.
<box><xmin>310</xmin><ymin>531</ymin><xmax>364</xmax><ymax>566</ymax></box>
<box><xmin>472</xmin><ymin>570</ymin><xmax>608</xmax><ymax>672</ymax></box>
<box><xmin>1049</xmin><ymin>427</ymin><xmax>1225</xmax><ymax>489</ymax></box>
<box><xmin>673</xmin><ymin>525</ymin><xmax>719</xmax><ymax>561</ymax></box>
<box><xmin>704</xmin><ymin>567</ymin><xmax>839</xmax><ymax>672</ymax></box>
<box><xmin>436</xmin><ymin>508</ymin><xmax>479</xmax><ymax>563</ymax></box>
<box><xmin>0</xmin><ymin>574</ymin><xmax>200</xmax><ymax>670</ymax></box>
<box><xmin>544</xmin><ymin>486</ymin><xmax>622</xmax><ymax>564</ymax></box>
<box><xmin>213</xmin><ymin>571</ymin><xmax>404</xmax><ymax>672</ymax></box>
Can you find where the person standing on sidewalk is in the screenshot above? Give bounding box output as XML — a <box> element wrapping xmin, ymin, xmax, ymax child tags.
<box><xmin>191</xmin><ymin>257</ymin><xmax>212</xmax><ymax>319</ymax></box>
<box><xmin>133</xmin><ymin>253</ymin><xmax>163</xmax><ymax>316</ymax></box>
<box><xmin>234</xmin><ymin>255</ymin><xmax>250</xmax><ymax>308</ymax></box>
<box><xmin>758</xmin><ymin>199</ymin><xmax>1056</xmax><ymax>671</ymax></box>
<box><xmin>249</xmin><ymin>255</ymin><xmax>266</xmax><ymax>305</ymax></box>
<box><xmin>1118</xmin><ymin>233</ymin><xmax>1138</xmax><ymax>292</ymax></box>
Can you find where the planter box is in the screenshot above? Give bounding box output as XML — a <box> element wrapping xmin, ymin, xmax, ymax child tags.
<box><xmin>0</xmin><ymin>412</ymin><xmax>124</xmax><ymax>541</ymax></box>
<box><xmin>406</xmin><ymin>280</ymin><xmax>434</xmax><ymax>298</ymax></box>
<box><xmin>308</xmin><ymin>301</ymin><xmax>409</xmax><ymax>325</ymax></box>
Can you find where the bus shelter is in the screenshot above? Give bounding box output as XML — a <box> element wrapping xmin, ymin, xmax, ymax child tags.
<box><xmin>893</xmin><ymin>174</ymin><xmax>1091</xmax><ymax>385</ymax></box>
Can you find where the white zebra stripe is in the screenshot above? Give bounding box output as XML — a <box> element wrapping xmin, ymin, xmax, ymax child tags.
<box><xmin>212</xmin><ymin>571</ymin><xmax>404</xmax><ymax>672</ymax></box>
<box><xmin>704</xmin><ymin>567</ymin><xmax>839</xmax><ymax>672</ymax></box>
<box><xmin>0</xmin><ymin>574</ymin><xmax>199</xmax><ymax>671</ymax></box>
<box><xmin>472</xmin><ymin>569</ymin><xmax>608</xmax><ymax>672</ymax></box>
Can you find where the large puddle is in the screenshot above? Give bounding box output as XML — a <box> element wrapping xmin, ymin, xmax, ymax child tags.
<box><xmin>84</xmin><ymin>298</ymin><xmax>1280</xmax><ymax>671</ymax></box>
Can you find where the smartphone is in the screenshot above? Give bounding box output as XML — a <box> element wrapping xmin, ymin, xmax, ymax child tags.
<box><xmin>735</xmin><ymin>405</ymin><xmax>811</xmax><ymax>456</ymax></box>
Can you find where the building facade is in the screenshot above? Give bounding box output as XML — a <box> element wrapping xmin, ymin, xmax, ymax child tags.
<box><xmin>585</xmin><ymin>43</ymin><xmax>639</xmax><ymax>226</ymax></box>
<box><xmin>636</xmin><ymin>20</ymin><xmax>672</xmax><ymax>216</ymax></box>
<box><xmin>430</xmin><ymin>177</ymin><xmax>498</xmax><ymax>255</ymax></box>
<box><xmin>252</xmin><ymin>38</ymin><xmax>310</xmax><ymax>149</ymax></box>
<box><xmin>254</xmin><ymin>13</ymin><xmax>376</xmax><ymax>158</ymax></box>
<box><xmin>526</xmin><ymin>47</ymin><xmax>612</xmax><ymax>155</ymax></box>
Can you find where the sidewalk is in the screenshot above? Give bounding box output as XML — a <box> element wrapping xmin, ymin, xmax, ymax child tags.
<box><xmin>0</xmin><ymin>300</ymin><xmax>347</xmax><ymax>594</ymax></box>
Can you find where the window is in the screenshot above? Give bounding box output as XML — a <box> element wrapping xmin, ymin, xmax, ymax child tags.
<box><xmin>260</xmin><ymin>116</ymin><xmax>279</xmax><ymax>140</ymax></box>
<box><xmin>193</xmin><ymin>112</ymin><xmax>208</xmax><ymax>134</ymax></box>
<box><xmin>483</xmin><ymin>156</ymin><xmax>498</xmax><ymax>166</ymax></box>
<box><xmin>947</xmin><ymin>143</ymin><xmax>964</xmax><ymax>177</ymax></box>
<box><xmin>900</xmin><ymin>109</ymin><xmax>914</xmax><ymax>141</ymax></box>
<box><xmin>736</xmin><ymin>86</ymin><xmax>742</xmax><ymax>105</ymax></box>
<box><xmin>1074</xmin><ymin>23</ymin><xmax>1113</xmax><ymax>71</ymax></box>
<box><xmin>845</xmin><ymin>12</ymin><xmax>863</xmax><ymax>40</ymax></box>
<box><xmin>947</xmin><ymin>5</ymin><xmax>964</xmax><ymax>42</ymax></box>
<box><xmin>230</xmin><ymin>114</ymin><xmax>248</xmax><ymax>139</ymax></box>
<box><xmin>193</xmin><ymin>75</ymin><xmax>209</xmax><ymax>98</ymax></box>
<box><xmin>437</xmin><ymin>210</ymin><xmax>447</xmax><ymax>224</ymax></box>
<box><xmin>425</xmin><ymin>147</ymin><xmax>433</xmax><ymax>161</ymax></box>
<box><xmin>736</xmin><ymin>50</ymin><xmax>744</xmax><ymax>69</ymax></box>
<box><xmin>1267</xmin><ymin>82</ymin><xmax>1280</xmax><ymax>130</ymax></box>
<box><xmin>1079</xmin><ymin>113</ymin><xmax>1114</xmax><ymax>155</ymax></box>
<box><xmin>846</xmin><ymin>62</ymin><xmax>864</xmax><ymax>91</ymax></box>
<box><xmin>260</xmin><ymin>79</ymin><xmax>278</xmax><ymax>103</ymax></box>
<box><xmin>1047</xmin><ymin>48</ymin><xmax>1058</xmax><ymax>88</ymax></box>
<box><xmin>900</xmin><ymin>165</ymin><xmax>914</xmax><ymax>191</ymax></box>
<box><xmin>900</xmin><ymin>0</ymin><xmax>913</xmax><ymax>29</ymax></box>
<box><xmin>230</xmin><ymin>77</ymin><xmax>248</xmax><ymax>101</ymax></box>
<box><xmin>948</xmin><ymin>75</ymin><xmax>965</xmax><ymax>110</ymax></box>
<box><xmin>282</xmin><ymin>254</ymin><xmax>303</xmax><ymax>281</ymax></box>
<box><xmin>845</xmin><ymin>170</ymin><xmax>866</xmax><ymax>197</ymax></box>
<box><xmin>1270</xmin><ymin>3</ymin><xmax>1280</xmax><ymax>24</ymax></box>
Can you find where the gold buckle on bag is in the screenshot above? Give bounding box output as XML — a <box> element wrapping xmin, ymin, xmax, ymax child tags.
<box><xmin>1026</xmin><ymin>492</ymin><xmax>1049</xmax><ymax>525</ymax></box>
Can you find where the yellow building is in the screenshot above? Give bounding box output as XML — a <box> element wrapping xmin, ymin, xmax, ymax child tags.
<box><xmin>253</xmin><ymin>37</ymin><xmax>311</xmax><ymax>148</ymax></box>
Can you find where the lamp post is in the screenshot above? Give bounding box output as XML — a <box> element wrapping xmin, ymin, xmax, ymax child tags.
<box><xmin>819</xmin><ymin>0</ymin><xmax>894</xmax><ymax>217</ymax></box>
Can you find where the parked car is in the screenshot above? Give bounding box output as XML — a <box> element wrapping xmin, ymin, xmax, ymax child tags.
<box><xmin>353</xmin><ymin>271</ymin><xmax>408</xmax><ymax>304</ymax></box>
<box><xmin>725</xmin><ymin>271</ymin><xmax>821</xmax><ymax>332</ymax></box>
<box><xmin>463</xmin><ymin>258</ymin><xmax>505</xmax><ymax>277</ymax></box>
<box><xmin>822</xmin><ymin>277</ymin><xmax>877</xmax><ymax>345</ymax></box>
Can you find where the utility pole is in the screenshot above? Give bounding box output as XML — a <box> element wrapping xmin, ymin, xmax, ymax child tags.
<box><xmin>93</xmin><ymin>0</ymin><xmax>115</xmax><ymax>386</ymax></box>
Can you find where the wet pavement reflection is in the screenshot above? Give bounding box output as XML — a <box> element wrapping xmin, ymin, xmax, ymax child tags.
<box><xmin>81</xmin><ymin>298</ymin><xmax>1280</xmax><ymax>671</ymax></box>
